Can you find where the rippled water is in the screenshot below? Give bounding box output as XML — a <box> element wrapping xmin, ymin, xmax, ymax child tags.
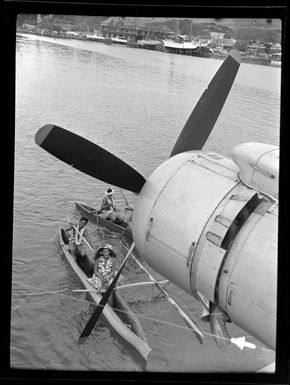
<box><xmin>12</xmin><ymin>33</ymin><xmax>279</xmax><ymax>372</ymax></box>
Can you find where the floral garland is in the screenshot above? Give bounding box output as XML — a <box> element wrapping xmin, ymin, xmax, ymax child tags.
<box><xmin>97</xmin><ymin>256</ymin><xmax>113</xmax><ymax>276</ymax></box>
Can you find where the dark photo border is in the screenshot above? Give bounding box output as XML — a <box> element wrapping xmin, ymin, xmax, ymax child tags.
<box><xmin>3</xmin><ymin>1</ymin><xmax>288</xmax><ymax>384</ymax></box>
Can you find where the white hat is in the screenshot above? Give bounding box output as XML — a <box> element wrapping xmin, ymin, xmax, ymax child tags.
<box><xmin>105</xmin><ymin>188</ymin><xmax>114</xmax><ymax>196</ymax></box>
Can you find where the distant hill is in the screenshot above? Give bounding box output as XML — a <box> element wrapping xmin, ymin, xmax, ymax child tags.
<box><xmin>192</xmin><ymin>18</ymin><xmax>281</xmax><ymax>31</ymax></box>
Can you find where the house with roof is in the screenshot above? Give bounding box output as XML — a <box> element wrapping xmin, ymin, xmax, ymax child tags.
<box><xmin>99</xmin><ymin>17</ymin><xmax>173</xmax><ymax>42</ymax></box>
<box><xmin>211</xmin><ymin>35</ymin><xmax>236</xmax><ymax>51</ymax></box>
<box><xmin>246</xmin><ymin>42</ymin><xmax>267</xmax><ymax>55</ymax></box>
<box><xmin>269</xmin><ymin>43</ymin><xmax>282</xmax><ymax>54</ymax></box>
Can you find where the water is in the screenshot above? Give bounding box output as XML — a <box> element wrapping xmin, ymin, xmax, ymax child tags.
<box><xmin>12</xmin><ymin>33</ymin><xmax>279</xmax><ymax>372</ymax></box>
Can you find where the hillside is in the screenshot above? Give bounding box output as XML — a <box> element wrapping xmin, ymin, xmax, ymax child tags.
<box><xmin>192</xmin><ymin>18</ymin><xmax>281</xmax><ymax>31</ymax></box>
<box><xmin>17</xmin><ymin>15</ymin><xmax>282</xmax><ymax>44</ymax></box>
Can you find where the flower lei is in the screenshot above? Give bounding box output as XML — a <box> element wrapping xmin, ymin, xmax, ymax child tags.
<box><xmin>97</xmin><ymin>256</ymin><xmax>113</xmax><ymax>276</ymax></box>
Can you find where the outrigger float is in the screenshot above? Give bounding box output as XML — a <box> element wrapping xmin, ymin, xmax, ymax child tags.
<box><xmin>58</xmin><ymin>226</ymin><xmax>152</xmax><ymax>362</ymax></box>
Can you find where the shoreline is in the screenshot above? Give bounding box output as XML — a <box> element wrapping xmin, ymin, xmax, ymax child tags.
<box><xmin>16</xmin><ymin>30</ymin><xmax>280</xmax><ymax>67</ymax></box>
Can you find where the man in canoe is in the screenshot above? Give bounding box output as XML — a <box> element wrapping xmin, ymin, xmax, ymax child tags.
<box><xmin>100</xmin><ymin>187</ymin><xmax>124</xmax><ymax>224</ymax></box>
<box><xmin>87</xmin><ymin>243</ymin><xmax>118</xmax><ymax>291</ymax></box>
<box><xmin>63</xmin><ymin>217</ymin><xmax>94</xmax><ymax>277</ymax></box>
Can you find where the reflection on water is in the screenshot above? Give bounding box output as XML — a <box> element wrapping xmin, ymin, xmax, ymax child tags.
<box><xmin>12</xmin><ymin>34</ymin><xmax>279</xmax><ymax>371</ymax></box>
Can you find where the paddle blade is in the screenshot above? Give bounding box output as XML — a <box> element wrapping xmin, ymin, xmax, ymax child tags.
<box><xmin>35</xmin><ymin>124</ymin><xmax>146</xmax><ymax>194</ymax></box>
<box><xmin>170</xmin><ymin>49</ymin><xmax>241</xmax><ymax>157</ymax></box>
<box><xmin>78</xmin><ymin>242</ymin><xmax>135</xmax><ymax>345</ymax></box>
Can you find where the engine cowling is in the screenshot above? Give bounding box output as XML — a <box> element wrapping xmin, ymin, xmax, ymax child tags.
<box><xmin>132</xmin><ymin>150</ymin><xmax>277</xmax><ymax>349</ymax></box>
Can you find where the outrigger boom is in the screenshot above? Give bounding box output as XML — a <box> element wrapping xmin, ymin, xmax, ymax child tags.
<box><xmin>115</xmin><ymin>280</ymin><xmax>169</xmax><ymax>290</ymax></box>
<box><xmin>72</xmin><ymin>280</ymin><xmax>168</xmax><ymax>292</ymax></box>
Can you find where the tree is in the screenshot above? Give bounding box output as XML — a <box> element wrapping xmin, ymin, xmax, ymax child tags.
<box><xmin>263</xmin><ymin>42</ymin><xmax>273</xmax><ymax>54</ymax></box>
<box><xmin>234</xmin><ymin>40</ymin><xmax>248</xmax><ymax>52</ymax></box>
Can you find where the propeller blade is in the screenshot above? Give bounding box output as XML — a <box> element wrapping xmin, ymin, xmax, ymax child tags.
<box><xmin>170</xmin><ymin>49</ymin><xmax>241</xmax><ymax>157</ymax></box>
<box><xmin>35</xmin><ymin>124</ymin><xmax>146</xmax><ymax>194</ymax></box>
<box><xmin>78</xmin><ymin>242</ymin><xmax>135</xmax><ymax>345</ymax></box>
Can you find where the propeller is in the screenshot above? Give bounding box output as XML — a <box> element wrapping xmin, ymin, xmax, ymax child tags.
<box><xmin>35</xmin><ymin>51</ymin><xmax>241</xmax><ymax>193</ymax></box>
<box><xmin>78</xmin><ymin>242</ymin><xmax>135</xmax><ymax>345</ymax></box>
<box><xmin>170</xmin><ymin>49</ymin><xmax>241</xmax><ymax>157</ymax></box>
<box><xmin>35</xmin><ymin>50</ymin><xmax>243</xmax><ymax>349</ymax></box>
<box><xmin>35</xmin><ymin>124</ymin><xmax>146</xmax><ymax>194</ymax></box>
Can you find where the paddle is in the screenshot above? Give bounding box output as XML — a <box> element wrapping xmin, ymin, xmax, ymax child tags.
<box><xmin>119</xmin><ymin>188</ymin><xmax>134</xmax><ymax>210</ymax></box>
<box><xmin>78</xmin><ymin>241</ymin><xmax>135</xmax><ymax>345</ymax></box>
<box><xmin>66</xmin><ymin>217</ymin><xmax>94</xmax><ymax>252</ymax></box>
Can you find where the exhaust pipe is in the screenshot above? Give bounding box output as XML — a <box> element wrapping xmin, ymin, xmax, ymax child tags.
<box><xmin>209</xmin><ymin>302</ymin><xmax>231</xmax><ymax>351</ymax></box>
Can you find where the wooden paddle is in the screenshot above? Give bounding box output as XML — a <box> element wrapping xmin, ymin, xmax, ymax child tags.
<box><xmin>78</xmin><ymin>241</ymin><xmax>135</xmax><ymax>345</ymax></box>
<box><xmin>66</xmin><ymin>217</ymin><xmax>94</xmax><ymax>252</ymax></box>
<box><xmin>119</xmin><ymin>188</ymin><xmax>134</xmax><ymax>210</ymax></box>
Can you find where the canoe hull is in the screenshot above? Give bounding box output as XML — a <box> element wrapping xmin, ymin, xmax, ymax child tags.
<box><xmin>58</xmin><ymin>227</ymin><xmax>151</xmax><ymax>361</ymax></box>
<box><xmin>75</xmin><ymin>202</ymin><xmax>133</xmax><ymax>241</ymax></box>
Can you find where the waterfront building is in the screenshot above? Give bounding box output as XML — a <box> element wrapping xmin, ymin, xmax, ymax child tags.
<box><xmin>269</xmin><ymin>43</ymin><xmax>282</xmax><ymax>54</ymax></box>
<box><xmin>246</xmin><ymin>42</ymin><xmax>267</xmax><ymax>55</ymax></box>
<box><xmin>211</xmin><ymin>36</ymin><xmax>236</xmax><ymax>51</ymax></box>
<box><xmin>99</xmin><ymin>17</ymin><xmax>174</xmax><ymax>42</ymax></box>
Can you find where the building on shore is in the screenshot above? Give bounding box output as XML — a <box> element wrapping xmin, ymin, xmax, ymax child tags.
<box><xmin>246</xmin><ymin>42</ymin><xmax>267</xmax><ymax>55</ymax></box>
<box><xmin>16</xmin><ymin>16</ymin><xmax>282</xmax><ymax>67</ymax></box>
<box><xmin>99</xmin><ymin>17</ymin><xmax>174</xmax><ymax>43</ymax></box>
<box><xmin>269</xmin><ymin>43</ymin><xmax>282</xmax><ymax>54</ymax></box>
<box><xmin>210</xmin><ymin>32</ymin><xmax>236</xmax><ymax>52</ymax></box>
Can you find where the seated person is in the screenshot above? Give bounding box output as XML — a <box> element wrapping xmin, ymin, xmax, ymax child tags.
<box><xmin>64</xmin><ymin>217</ymin><xmax>94</xmax><ymax>277</ymax></box>
<box><xmin>87</xmin><ymin>243</ymin><xmax>118</xmax><ymax>291</ymax></box>
<box><xmin>100</xmin><ymin>188</ymin><xmax>124</xmax><ymax>224</ymax></box>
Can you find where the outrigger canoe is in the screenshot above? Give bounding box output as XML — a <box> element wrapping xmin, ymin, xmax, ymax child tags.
<box><xmin>58</xmin><ymin>227</ymin><xmax>152</xmax><ymax>361</ymax></box>
<box><xmin>75</xmin><ymin>202</ymin><xmax>205</xmax><ymax>345</ymax></box>
<box><xmin>75</xmin><ymin>202</ymin><xmax>133</xmax><ymax>241</ymax></box>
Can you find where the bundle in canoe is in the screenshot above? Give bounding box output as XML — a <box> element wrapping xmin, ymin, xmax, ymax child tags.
<box><xmin>75</xmin><ymin>202</ymin><xmax>133</xmax><ymax>241</ymax></box>
<box><xmin>58</xmin><ymin>226</ymin><xmax>151</xmax><ymax>361</ymax></box>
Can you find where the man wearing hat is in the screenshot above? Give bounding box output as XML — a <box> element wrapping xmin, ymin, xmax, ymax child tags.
<box><xmin>100</xmin><ymin>187</ymin><xmax>123</xmax><ymax>223</ymax></box>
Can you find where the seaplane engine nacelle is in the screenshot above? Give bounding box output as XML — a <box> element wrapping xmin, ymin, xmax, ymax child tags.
<box><xmin>132</xmin><ymin>149</ymin><xmax>277</xmax><ymax>350</ymax></box>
